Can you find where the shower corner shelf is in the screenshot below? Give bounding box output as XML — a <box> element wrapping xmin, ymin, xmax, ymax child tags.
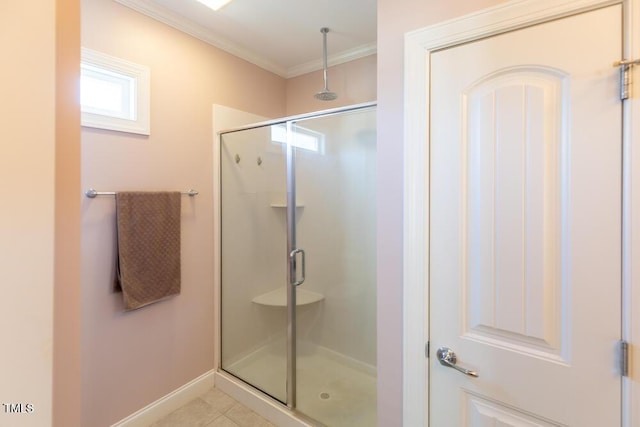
<box><xmin>252</xmin><ymin>287</ymin><xmax>324</xmax><ymax>307</ymax></box>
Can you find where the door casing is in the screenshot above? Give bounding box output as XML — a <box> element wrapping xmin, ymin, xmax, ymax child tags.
<box><xmin>403</xmin><ymin>0</ymin><xmax>637</xmax><ymax>424</ymax></box>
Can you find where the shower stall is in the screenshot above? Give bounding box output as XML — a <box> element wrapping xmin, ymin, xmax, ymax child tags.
<box><xmin>218</xmin><ymin>103</ymin><xmax>377</xmax><ymax>426</ymax></box>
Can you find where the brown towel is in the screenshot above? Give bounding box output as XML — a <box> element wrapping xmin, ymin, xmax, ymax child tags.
<box><xmin>115</xmin><ymin>192</ymin><xmax>181</xmax><ymax>311</ymax></box>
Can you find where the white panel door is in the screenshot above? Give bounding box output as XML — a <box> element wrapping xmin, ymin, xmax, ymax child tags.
<box><xmin>430</xmin><ymin>6</ymin><xmax>622</xmax><ymax>426</ymax></box>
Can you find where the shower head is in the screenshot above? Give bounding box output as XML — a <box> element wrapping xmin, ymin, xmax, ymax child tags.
<box><xmin>315</xmin><ymin>88</ymin><xmax>338</xmax><ymax>101</ymax></box>
<box><xmin>315</xmin><ymin>27</ymin><xmax>338</xmax><ymax>101</ymax></box>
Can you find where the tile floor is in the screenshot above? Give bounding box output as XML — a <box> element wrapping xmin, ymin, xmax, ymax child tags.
<box><xmin>150</xmin><ymin>387</ymin><xmax>276</xmax><ymax>427</ymax></box>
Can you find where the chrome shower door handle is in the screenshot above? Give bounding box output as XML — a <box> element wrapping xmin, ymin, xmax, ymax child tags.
<box><xmin>290</xmin><ymin>248</ymin><xmax>306</xmax><ymax>286</ymax></box>
<box><xmin>436</xmin><ymin>346</ymin><xmax>479</xmax><ymax>378</ymax></box>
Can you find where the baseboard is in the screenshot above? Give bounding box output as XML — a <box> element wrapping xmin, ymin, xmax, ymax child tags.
<box><xmin>111</xmin><ymin>370</ymin><xmax>215</xmax><ymax>427</ymax></box>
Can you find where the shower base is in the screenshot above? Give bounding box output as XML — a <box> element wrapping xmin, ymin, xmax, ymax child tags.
<box><xmin>225</xmin><ymin>342</ymin><xmax>377</xmax><ymax>427</ymax></box>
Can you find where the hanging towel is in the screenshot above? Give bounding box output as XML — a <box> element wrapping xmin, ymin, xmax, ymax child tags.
<box><xmin>115</xmin><ymin>191</ymin><xmax>181</xmax><ymax>311</ymax></box>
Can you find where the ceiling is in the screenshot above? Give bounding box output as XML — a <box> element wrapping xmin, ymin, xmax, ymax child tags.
<box><xmin>114</xmin><ymin>0</ymin><xmax>377</xmax><ymax>78</ymax></box>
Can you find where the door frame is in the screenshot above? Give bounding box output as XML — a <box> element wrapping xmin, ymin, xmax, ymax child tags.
<box><xmin>403</xmin><ymin>0</ymin><xmax>637</xmax><ymax>424</ymax></box>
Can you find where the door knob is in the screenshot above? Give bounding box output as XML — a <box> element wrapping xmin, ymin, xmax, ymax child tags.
<box><xmin>436</xmin><ymin>346</ymin><xmax>479</xmax><ymax>378</ymax></box>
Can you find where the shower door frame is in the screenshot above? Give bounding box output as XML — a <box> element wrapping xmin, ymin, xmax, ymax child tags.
<box><xmin>216</xmin><ymin>102</ymin><xmax>377</xmax><ymax>416</ymax></box>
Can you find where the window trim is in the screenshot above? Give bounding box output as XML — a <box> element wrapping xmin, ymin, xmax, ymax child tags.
<box><xmin>81</xmin><ymin>47</ymin><xmax>150</xmax><ymax>135</ymax></box>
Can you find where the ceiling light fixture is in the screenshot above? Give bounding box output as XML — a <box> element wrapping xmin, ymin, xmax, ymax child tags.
<box><xmin>195</xmin><ymin>0</ymin><xmax>234</xmax><ymax>11</ymax></box>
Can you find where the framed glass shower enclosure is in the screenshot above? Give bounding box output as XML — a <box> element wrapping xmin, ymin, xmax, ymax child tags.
<box><xmin>219</xmin><ymin>103</ymin><xmax>377</xmax><ymax>426</ymax></box>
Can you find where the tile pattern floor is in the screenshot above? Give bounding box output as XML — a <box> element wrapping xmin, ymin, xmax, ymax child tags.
<box><xmin>150</xmin><ymin>387</ymin><xmax>276</xmax><ymax>427</ymax></box>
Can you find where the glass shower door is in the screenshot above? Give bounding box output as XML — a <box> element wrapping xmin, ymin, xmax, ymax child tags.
<box><xmin>220</xmin><ymin>105</ymin><xmax>377</xmax><ymax>426</ymax></box>
<box><xmin>291</xmin><ymin>106</ymin><xmax>378</xmax><ymax>426</ymax></box>
<box><xmin>220</xmin><ymin>124</ymin><xmax>288</xmax><ymax>402</ymax></box>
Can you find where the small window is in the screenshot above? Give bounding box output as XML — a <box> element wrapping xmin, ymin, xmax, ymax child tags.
<box><xmin>80</xmin><ymin>48</ymin><xmax>150</xmax><ymax>135</ymax></box>
<box><xmin>271</xmin><ymin>124</ymin><xmax>324</xmax><ymax>153</ymax></box>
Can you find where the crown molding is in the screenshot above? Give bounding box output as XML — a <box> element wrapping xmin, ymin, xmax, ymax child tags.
<box><xmin>114</xmin><ymin>0</ymin><xmax>376</xmax><ymax>79</ymax></box>
<box><xmin>285</xmin><ymin>43</ymin><xmax>377</xmax><ymax>79</ymax></box>
<box><xmin>114</xmin><ymin>0</ymin><xmax>289</xmax><ymax>77</ymax></box>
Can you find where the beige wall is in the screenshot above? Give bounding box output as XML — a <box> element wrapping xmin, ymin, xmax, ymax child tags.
<box><xmin>54</xmin><ymin>1</ymin><xmax>82</xmax><ymax>426</ymax></box>
<box><xmin>286</xmin><ymin>55</ymin><xmax>377</xmax><ymax>116</ymax></box>
<box><xmin>0</xmin><ymin>1</ymin><xmax>81</xmax><ymax>426</ymax></box>
<box><xmin>80</xmin><ymin>0</ymin><xmax>286</xmax><ymax>425</ymax></box>
<box><xmin>376</xmin><ymin>0</ymin><xmax>507</xmax><ymax>424</ymax></box>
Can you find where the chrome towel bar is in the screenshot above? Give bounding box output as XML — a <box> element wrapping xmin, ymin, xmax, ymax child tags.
<box><xmin>85</xmin><ymin>188</ymin><xmax>199</xmax><ymax>198</ymax></box>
